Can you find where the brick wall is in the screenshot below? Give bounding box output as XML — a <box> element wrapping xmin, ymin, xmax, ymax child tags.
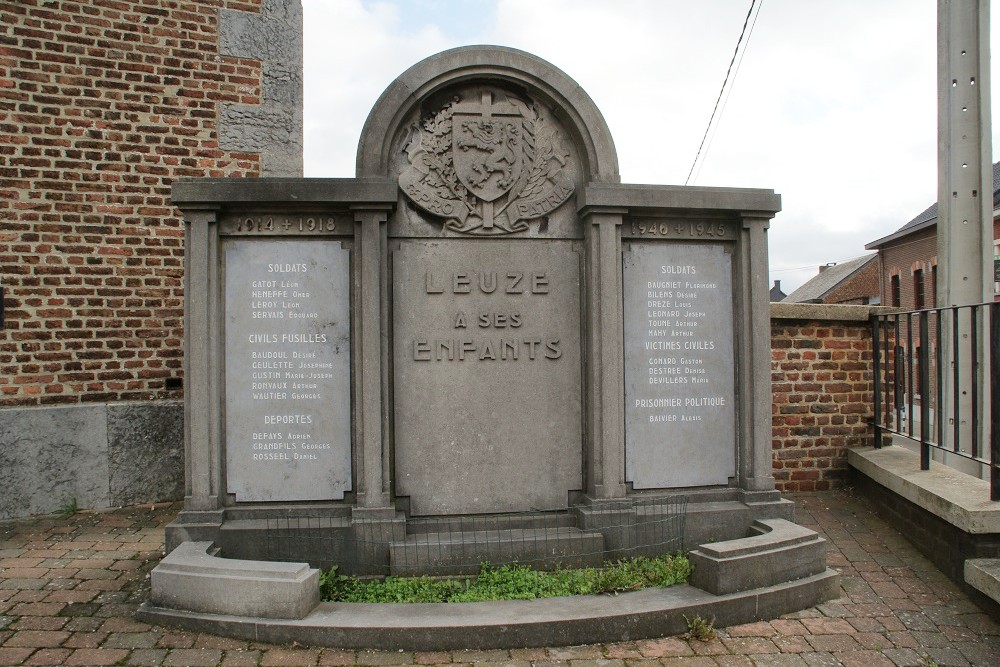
<box><xmin>771</xmin><ymin>303</ymin><xmax>877</xmax><ymax>492</ymax></box>
<box><xmin>0</xmin><ymin>0</ymin><xmax>265</xmax><ymax>407</ymax></box>
<box><xmin>994</xmin><ymin>217</ymin><xmax>999</xmax><ymax>300</ymax></box>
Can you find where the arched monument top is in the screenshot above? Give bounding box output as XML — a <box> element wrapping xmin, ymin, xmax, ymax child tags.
<box><xmin>356</xmin><ymin>45</ymin><xmax>620</xmax><ymax>183</ymax></box>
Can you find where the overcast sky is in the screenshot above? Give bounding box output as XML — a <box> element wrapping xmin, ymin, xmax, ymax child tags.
<box><xmin>300</xmin><ymin>0</ymin><xmax>998</xmax><ymax>293</ymax></box>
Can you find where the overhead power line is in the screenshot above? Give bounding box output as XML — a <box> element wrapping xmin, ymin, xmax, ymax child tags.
<box><xmin>770</xmin><ymin>253</ymin><xmax>874</xmax><ymax>273</ymax></box>
<box><xmin>684</xmin><ymin>0</ymin><xmax>759</xmax><ymax>186</ymax></box>
<box><xmin>690</xmin><ymin>0</ymin><xmax>763</xmax><ymax>185</ymax></box>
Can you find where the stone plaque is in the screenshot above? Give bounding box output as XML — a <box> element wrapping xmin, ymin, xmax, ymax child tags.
<box><xmin>623</xmin><ymin>242</ymin><xmax>735</xmax><ymax>488</ymax></box>
<box><xmin>220</xmin><ymin>213</ymin><xmax>351</xmax><ymax>237</ymax></box>
<box><xmin>622</xmin><ymin>219</ymin><xmax>737</xmax><ymax>241</ymax></box>
<box><xmin>224</xmin><ymin>239</ymin><xmax>351</xmax><ymax>501</ymax></box>
<box><xmin>393</xmin><ymin>240</ymin><xmax>583</xmax><ymax>515</ymax></box>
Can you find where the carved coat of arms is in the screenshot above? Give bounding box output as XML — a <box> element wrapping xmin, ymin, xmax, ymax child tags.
<box><xmin>399</xmin><ymin>91</ymin><xmax>574</xmax><ymax>235</ymax></box>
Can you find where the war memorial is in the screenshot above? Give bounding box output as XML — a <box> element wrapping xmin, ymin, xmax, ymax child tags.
<box><xmin>137</xmin><ymin>46</ymin><xmax>839</xmax><ymax>647</ymax></box>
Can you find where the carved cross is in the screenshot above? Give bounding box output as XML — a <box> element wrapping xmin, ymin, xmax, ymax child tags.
<box><xmin>452</xmin><ymin>91</ymin><xmax>521</xmax><ymax>229</ymax></box>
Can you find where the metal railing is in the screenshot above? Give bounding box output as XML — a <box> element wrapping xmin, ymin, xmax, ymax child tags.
<box><xmin>871</xmin><ymin>302</ymin><xmax>999</xmax><ymax>499</ymax></box>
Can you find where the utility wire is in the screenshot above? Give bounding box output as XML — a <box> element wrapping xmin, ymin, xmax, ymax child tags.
<box><xmin>685</xmin><ymin>0</ymin><xmax>757</xmax><ymax>186</ymax></box>
<box><xmin>691</xmin><ymin>0</ymin><xmax>763</xmax><ymax>185</ymax></box>
<box><xmin>770</xmin><ymin>253</ymin><xmax>875</xmax><ymax>273</ymax></box>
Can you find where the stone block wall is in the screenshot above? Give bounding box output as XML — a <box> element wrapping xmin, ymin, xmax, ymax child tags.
<box><xmin>770</xmin><ymin>303</ymin><xmax>879</xmax><ymax>492</ymax></box>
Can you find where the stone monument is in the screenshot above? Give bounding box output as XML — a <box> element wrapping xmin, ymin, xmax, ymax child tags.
<box><xmin>142</xmin><ymin>46</ymin><xmax>841</xmax><ymax>647</ymax></box>
<box><xmin>166</xmin><ymin>45</ymin><xmax>791</xmax><ymax>568</ymax></box>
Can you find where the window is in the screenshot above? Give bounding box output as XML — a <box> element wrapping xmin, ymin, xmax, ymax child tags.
<box><xmin>994</xmin><ymin>241</ymin><xmax>999</xmax><ymax>296</ymax></box>
<box><xmin>914</xmin><ymin>269</ymin><xmax>925</xmax><ymax>310</ymax></box>
<box><xmin>931</xmin><ymin>265</ymin><xmax>937</xmax><ymax>307</ymax></box>
<box><xmin>890</xmin><ymin>274</ymin><xmax>901</xmax><ymax>307</ymax></box>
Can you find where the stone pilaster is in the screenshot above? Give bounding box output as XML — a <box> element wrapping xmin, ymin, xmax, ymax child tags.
<box><xmin>183</xmin><ymin>209</ymin><xmax>223</xmax><ymax>511</ymax></box>
<box><xmin>353</xmin><ymin>208</ymin><xmax>392</xmax><ymax>509</ymax></box>
<box><xmin>582</xmin><ymin>207</ymin><xmax>628</xmax><ymax>500</ymax></box>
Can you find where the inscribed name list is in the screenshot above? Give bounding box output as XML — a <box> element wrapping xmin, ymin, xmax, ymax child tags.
<box><xmin>224</xmin><ymin>240</ymin><xmax>351</xmax><ymax>501</ymax></box>
<box><xmin>623</xmin><ymin>242</ymin><xmax>735</xmax><ymax>488</ymax></box>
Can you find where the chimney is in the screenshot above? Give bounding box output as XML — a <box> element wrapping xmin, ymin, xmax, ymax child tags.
<box><xmin>818</xmin><ymin>262</ymin><xmax>836</xmax><ymax>273</ymax></box>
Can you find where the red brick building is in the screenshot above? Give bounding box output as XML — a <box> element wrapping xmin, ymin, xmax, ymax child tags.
<box><xmin>0</xmin><ymin>0</ymin><xmax>302</xmax><ymax>518</ymax></box>
<box><xmin>866</xmin><ymin>162</ymin><xmax>1000</xmax><ymax>309</ymax></box>
<box><xmin>783</xmin><ymin>254</ymin><xmax>880</xmax><ymax>306</ymax></box>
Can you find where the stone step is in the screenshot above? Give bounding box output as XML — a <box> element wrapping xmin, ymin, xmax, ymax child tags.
<box><xmin>404</xmin><ymin>511</ymin><xmax>577</xmax><ymax>535</ymax></box>
<box><xmin>964</xmin><ymin>558</ymin><xmax>1000</xmax><ymax>605</ymax></box>
<box><xmin>389</xmin><ymin>526</ymin><xmax>605</xmax><ymax>576</ymax></box>
<box><xmin>688</xmin><ymin>519</ymin><xmax>829</xmax><ymax>595</ymax></box>
<box><xmin>219</xmin><ymin>517</ymin><xmax>353</xmax><ymax>569</ymax></box>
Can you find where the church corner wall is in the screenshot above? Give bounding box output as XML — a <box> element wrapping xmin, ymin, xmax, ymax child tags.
<box><xmin>219</xmin><ymin>0</ymin><xmax>304</xmax><ymax>176</ymax></box>
<box><xmin>0</xmin><ymin>0</ymin><xmax>302</xmax><ymax>519</ymax></box>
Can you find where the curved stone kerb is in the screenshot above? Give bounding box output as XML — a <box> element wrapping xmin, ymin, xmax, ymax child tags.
<box><xmin>356</xmin><ymin>45</ymin><xmax>619</xmax><ymax>183</ymax></box>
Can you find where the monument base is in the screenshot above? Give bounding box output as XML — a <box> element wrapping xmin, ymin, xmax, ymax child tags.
<box><xmin>164</xmin><ymin>490</ymin><xmax>795</xmax><ymax>577</ymax></box>
<box><xmin>145</xmin><ymin>509</ymin><xmax>838</xmax><ymax>649</ymax></box>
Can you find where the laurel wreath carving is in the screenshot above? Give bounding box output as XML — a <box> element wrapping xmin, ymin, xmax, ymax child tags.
<box><xmin>408</xmin><ymin>99</ymin><xmax>474</xmax><ymax>215</ymax></box>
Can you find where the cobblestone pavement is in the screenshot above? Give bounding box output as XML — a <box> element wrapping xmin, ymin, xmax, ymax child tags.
<box><xmin>1</xmin><ymin>489</ymin><xmax>997</xmax><ymax>666</ymax></box>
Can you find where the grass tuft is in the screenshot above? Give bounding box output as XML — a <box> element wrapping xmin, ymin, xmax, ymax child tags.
<box><xmin>57</xmin><ymin>497</ymin><xmax>78</xmax><ymax>517</ymax></box>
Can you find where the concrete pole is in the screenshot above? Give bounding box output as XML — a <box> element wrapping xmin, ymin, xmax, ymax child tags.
<box><xmin>937</xmin><ymin>0</ymin><xmax>993</xmax><ymax>455</ymax></box>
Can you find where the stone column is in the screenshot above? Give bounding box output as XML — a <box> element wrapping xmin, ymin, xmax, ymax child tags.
<box><xmin>183</xmin><ymin>209</ymin><xmax>223</xmax><ymax>511</ymax></box>
<box><xmin>352</xmin><ymin>208</ymin><xmax>392</xmax><ymax>510</ymax></box>
<box><xmin>736</xmin><ymin>214</ymin><xmax>776</xmax><ymax>494</ymax></box>
<box><xmin>582</xmin><ymin>207</ymin><xmax>628</xmax><ymax>500</ymax></box>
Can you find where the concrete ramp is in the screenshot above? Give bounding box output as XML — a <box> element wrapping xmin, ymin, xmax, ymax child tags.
<box><xmin>964</xmin><ymin>558</ymin><xmax>1000</xmax><ymax>605</ymax></box>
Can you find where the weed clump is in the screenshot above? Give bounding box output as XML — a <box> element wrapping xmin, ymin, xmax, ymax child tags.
<box><xmin>683</xmin><ymin>613</ymin><xmax>716</xmax><ymax>641</ymax></box>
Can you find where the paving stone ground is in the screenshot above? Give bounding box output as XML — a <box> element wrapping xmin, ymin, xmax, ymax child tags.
<box><xmin>1</xmin><ymin>489</ymin><xmax>997</xmax><ymax>667</ymax></box>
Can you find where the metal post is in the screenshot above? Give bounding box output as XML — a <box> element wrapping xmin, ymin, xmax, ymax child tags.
<box><xmin>920</xmin><ymin>311</ymin><xmax>931</xmax><ymax>470</ymax></box>
<box><xmin>907</xmin><ymin>314</ymin><xmax>915</xmax><ymax>437</ymax></box>
<box><xmin>894</xmin><ymin>315</ymin><xmax>902</xmax><ymax>431</ymax></box>
<box><xmin>884</xmin><ymin>317</ymin><xmax>892</xmax><ymax>431</ymax></box>
<box><xmin>872</xmin><ymin>314</ymin><xmax>883</xmax><ymax>448</ymax></box>
<box><xmin>971</xmin><ymin>305</ymin><xmax>981</xmax><ymax>458</ymax></box>
<box><xmin>953</xmin><ymin>307</ymin><xmax>962</xmax><ymax>453</ymax></box>
<box><xmin>990</xmin><ymin>302</ymin><xmax>999</xmax><ymax>500</ymax></box>
<box><xmin>937</xmin><ymin>308</ymin><xmax>945</xmax><ymax>448</ymax></box>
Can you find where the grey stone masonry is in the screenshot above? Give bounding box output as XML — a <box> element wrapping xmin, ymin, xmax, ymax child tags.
<box><xmin>219</xmin><ymin>0</ymin><xmax>304</xmax><ymax>176</ymax></box>
<box><xmin>0</xmin><ymin>402</ymin><xmax>183</xmax><ymax>520</ymax></box>
<box><xmin>688</xmin><ymin>519</ymin><xmax>829</xmax><ymax>595</ymax></box>
<box><xmin>966</xmin><ymin>559</ymin><xmax>1000</xmax><ymax>606</ymax></box>
<box><xmin>150</xmin><ymin>541</ymin><xmax>319</xmax><ymax>619</ymax></box>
